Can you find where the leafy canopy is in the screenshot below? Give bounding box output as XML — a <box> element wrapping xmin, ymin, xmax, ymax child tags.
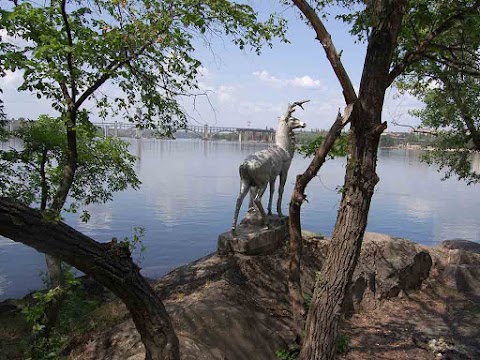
<box><xmin>393</xmin><ymin>1</ymin><xmax>480</xmax><ymax>184</ymax></box>
<box><xmin>1</xmin><ymin>0</ymin><xmax>287</xmax><ymax>132</ymax></box>
<box><xmin>292</xmin><ymin>0</ymin><xmax>480</xmax><ymax>181</ymax></box>
<box><xmin>0</xmin><ymin>115</ymin><xmax>140</xmax><ymax>218</ymax></box>
<box><xmin>399</xmin><ymin>74</ymin><xmax>480</xmax><ymax>184</ymax></box>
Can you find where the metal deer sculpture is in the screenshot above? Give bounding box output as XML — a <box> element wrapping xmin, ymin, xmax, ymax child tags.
<box><xmin>232</xmin><ymin>100</ymin><xmax>309</xmax><ymax>233</ymax></box>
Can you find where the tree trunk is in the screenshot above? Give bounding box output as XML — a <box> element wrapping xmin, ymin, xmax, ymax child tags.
<box><xmin>299</xmin><ymin>2</ymin><xmax>408</xmax><ymax>359</ymax></box>
<box><xmin>39</xmin><ymin>147</ymin><xmax>66</xmax><ymax>289</ymax></box>
<box><xmin>45</xmin><ymin>111</ymin><xmax>77</xmax><ymax>289</ymax></box>
<box><xmin>51</xmin><ymin>112</ymin><xmax>77</xmax><ymax>211</ymax></box>
<box><xmin>44</xmin><ymin>255</ymin><xmax>64</xmax><ymax>287</ymax></box>
<box><xmin>288</xmin><ymin>2</ymin><xmax>358</xmax><ymax>339</ymax></box>
<box><xmin>288</xmin><ymin>108</ymin><xmax>352</xmax><ymax>337</ymax></box>
<box><xmin>0</xmin><ymin>198</ymin><xmax>180</xmax><ymax>360</ymax></box>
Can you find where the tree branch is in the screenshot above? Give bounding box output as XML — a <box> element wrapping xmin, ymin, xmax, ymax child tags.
<box><xmin>60</xmin><ymin>0</ymin><xmax>76</xmax><ymax>104</ymax></box>
<box><xmin>75</xmin><ymin>39</ymin><xmax>157</xmax><ymax>109</ymax></box>
<box><xmin>387</xmin><ymin>2</ymin><xmax>480</xmax><ymax>86</ymax></box>
<box><xmin>288</xmin><ymin>104</ymin><xmax>354</xmax><ymax>337</ymax></box>
<box><xmin>291</xmin><ymin>0</ymin><xmax>357</xmax><ymax>104</ymax></box>
<box><xmin>391</xmin><ymin>120</ymin><xmax>438</xmax><ymax>135</ymax></box>
<box><xmin>0</xmin><ymin>197</ymin><xmax>180</xmax><ymax>360</ymax></box>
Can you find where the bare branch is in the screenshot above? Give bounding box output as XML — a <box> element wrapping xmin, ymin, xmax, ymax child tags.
<box><xmin>342</xmin><ymin>103</ymin><xmax>354</xmax><ymax>125</ymax></box>
<box><xmin>288</xmin><ymin>104</ymin><xmax>351</xmax><ymax>334</ymax></box>
<box><xmin>391</xmin><ymin>120</ymin><xmax>438</xmax><ymax>135</ymax></box>
<box><xmin>0</xmin><ymin>197</ymin><xmax>180</xmax><ymax>360</ymax></box>
<box><xmin>291</xmin><ymin>0</ymin><xmax>357</xmax><ymax>104</ymax></box>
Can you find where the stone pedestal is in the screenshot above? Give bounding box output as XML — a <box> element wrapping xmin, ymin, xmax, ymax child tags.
<box><xmin>218</xmin><ymin>211</ymin><xmax>288</xmax><ymax>255</ymax></box>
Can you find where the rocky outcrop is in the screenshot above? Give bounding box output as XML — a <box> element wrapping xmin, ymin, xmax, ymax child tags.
<box><xmin>429</xmin><ymin>239</ymin><xmax>480</xmax><ymax>296</ymax></box>
<box><xmin>301</xmin><ymin>233</ymin><xmax>433</xmax><ymax>314</ymax></box>
<box><xmin>69</xmin><ymin>233</ymin><xmax>478</xmax><ymax>360</ymax></box>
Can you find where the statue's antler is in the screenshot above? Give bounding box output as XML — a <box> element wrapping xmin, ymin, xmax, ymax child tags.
<box><xmin>292</xmin><ymin>99</ymin><xmax>310</xmax><ymax>110</ymax></box>
<box><xmin>283</xmin><ymin>100</ymin><xmax>310</xmax><ymax>119</ymax></box>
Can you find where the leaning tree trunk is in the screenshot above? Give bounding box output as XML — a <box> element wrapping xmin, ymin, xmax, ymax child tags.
<box><xmin>0</xmin><ymin>198</ymin><xmax>180</xmax><ymax>360</ymax></box>
<box><xmin>288</xmin><ymin>0</ymin><xmax>358</xmax><ymax>338</ymax></box>
<box><xmin>298</xmin><ymin>1</ymin><xmax>408</xmax><ymax>359</ymax></box>
<box><xmin>288</xmin><ymin>108</ymin><xmax>352</xmax><ymax>337</ymax></box>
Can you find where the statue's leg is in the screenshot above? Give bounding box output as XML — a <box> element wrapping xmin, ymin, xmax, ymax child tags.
<box><xmin>248</xmin><ymin>186</ymin><xmax>256</xmax><ymax>210</ymax></box>
<box><xmin>232</xmin><ymin>180</ymin><xmax>250</xmax><ymax>233</ymax></box>
<box><xmin>267</xmin><ymin>179</ymin><xmax>275</xmax><ymax>215</ymax></box>
<box><xmin>254</xmin><ymin>184</ymin><xmax>270</xmax><ymax>228</ymax></box>
<box><xmin>277</xmin><ymin>172</ymin><xmax>287</xmax><ymax>216</ymax></box>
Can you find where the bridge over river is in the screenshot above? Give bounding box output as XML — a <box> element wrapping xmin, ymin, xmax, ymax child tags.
<box><xmin>2</xmin><ymin>120</ymin><xmax>276</xmax><ymax>142</ymax></box>
<box><xmin>92</xmin><ymin>122</ymin><xmax>275</xmax><ymax>142</ymax></box>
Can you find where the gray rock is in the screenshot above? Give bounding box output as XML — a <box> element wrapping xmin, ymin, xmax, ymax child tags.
<box><xmin>439</xmin><ymin>239</ymin><xmax>480</xmax><ymax>254</ymax></box>
<box><xmin>71</xmin><ymin>232</ymin><xmax>438</xmax><ymax>360</ymax></box>
<box><xmin>331</xmin><ymin>233</ymin><xmax>432</xmax><ymax>313</ymax></box>
<box><xmin>432</xmin><ymin>240</ymin><xmax>480</xmax><ymax>295</ymax></box>
<box><xmin>300</xmin><ymin>233</ymin><xmax>433</xmax><ymax>314</ymax></box>
<box><xmin>218</xmin><ymin>214</ymin><xmax>288</xmax><ymax>256</ymax></box>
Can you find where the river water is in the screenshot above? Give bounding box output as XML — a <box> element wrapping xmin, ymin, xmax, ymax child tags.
<box><xmin>1</xmin><ymin>139</ymin><xmax>479</xmax><ymax>300</ymax></box>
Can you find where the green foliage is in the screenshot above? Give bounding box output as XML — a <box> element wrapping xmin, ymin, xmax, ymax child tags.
<box><xmin>303</xmin><ymin>293</ymin><xmax>313</xmax><ymax>311</ymax></box>
<box><xmin>0</xmin><ymin>0</ymin><xmax>287</xmax><ymax>132</ymax></box>
<box><xmin>21</xmin><ymin>267</ymin><xmax>99</xmax><ymax>360</ymax></box>
<box><xmin>122</xmin><ymin>226</ymin><xmax>147</xmax><ymax>263</ymax></box>
<box><xmin>392</xmin><ymin>1</ymin><xmax>480</xmax><ymax>184</ymax></box>
<box><xmin>297</xmin><ymin>133</ymin><xmax>349</xmax><ymax>159</ymax></box>
<box><xmin>337</xmin><ymin>333</ymin><xmax>350</xmax><ymax>354</ymax></box>
<box><xmin>398</xmin><ymin>69</ymin><xmax>480</xmax><ymax>185</ymax></box>
<box><xmin>0</xmin><ymin>115</ymin><xmax>140</xmax><ymax>211</ymax></box>
<box><xmin>276</xmin><ymin>346</ymin><xmax>300</xmax><ymax>360</ymax></box>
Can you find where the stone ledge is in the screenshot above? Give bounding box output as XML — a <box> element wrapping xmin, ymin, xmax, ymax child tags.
<box><xmin>218</xmin><ymin>215</ymin><xmax>288</xmax><ymax>256</ymax></box>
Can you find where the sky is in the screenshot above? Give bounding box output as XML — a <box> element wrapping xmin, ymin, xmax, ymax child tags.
<box><xmin>1</xmin><ymin>0</ymin><xmax>423</xmax><ymax>132</ymax></box>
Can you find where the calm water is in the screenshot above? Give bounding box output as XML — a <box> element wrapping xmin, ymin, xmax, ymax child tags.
<box><xmin>1</xmin><ymin>139</ymin><xmax>479</xmax><ymax>300</ymax></box>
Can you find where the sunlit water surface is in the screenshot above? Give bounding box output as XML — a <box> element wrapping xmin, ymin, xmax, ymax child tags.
<box><xmin>1</xmin><ymin>139</ymin><xmax>479</xmax><ymax>300</ymax></box>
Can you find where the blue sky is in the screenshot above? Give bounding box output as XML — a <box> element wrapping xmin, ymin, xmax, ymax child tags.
<box><xmin>1</xmin><ymin>1</ymin><xmax>423</xmax><ymax>131</ymax></box>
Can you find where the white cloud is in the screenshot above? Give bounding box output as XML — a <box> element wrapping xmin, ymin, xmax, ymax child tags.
<box><xmin>252</xmin><ymin>70</ymin><xmax>283</xmax><ymax>87</ymax></box>
<box><xmin>252</xmin><ymin>70</ymin><xmax>324</xmax><ymax>90</ymax></box>
<box><xmin>237</xmin><ymin>101</ymin><xmax>283</xmax><ymax>116</ymax></box>
<box><xmin>0</xmin><ymin>29</ymin><xmax>29</xmax><ymax>47</ymax></box>
<box><xmin>290</xmin><ymin>75</ymin><xmax>323</xmax><ymax>89</ymax></box>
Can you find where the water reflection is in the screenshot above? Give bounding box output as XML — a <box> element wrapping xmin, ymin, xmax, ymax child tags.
<box><xmin>471</xmin><ymin>152</ymin><xmax>480</xmax><ymax>174</ymax></box>
<box><xmin>0</xmin><ymin>141</ymin><xmax>479</xmax><ymax>300</ymax></box>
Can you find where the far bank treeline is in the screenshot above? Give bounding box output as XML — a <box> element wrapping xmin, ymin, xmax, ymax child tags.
<box><xmin>2</xmin><ymin>118</ymin><xmax>434</xmax><ymax>149</ymax></box>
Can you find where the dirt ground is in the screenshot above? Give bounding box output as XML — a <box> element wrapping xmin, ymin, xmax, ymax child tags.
<box><xmin>342</xmin><ymin>284</ymin><xmax>480</xmax><ymax>360</ymax></box>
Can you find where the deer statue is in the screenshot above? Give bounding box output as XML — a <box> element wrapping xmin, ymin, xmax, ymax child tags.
<box><xmin>231</xmin><ymin>100</ymin><xmax>309</xmax><ymax>233</ymax></box>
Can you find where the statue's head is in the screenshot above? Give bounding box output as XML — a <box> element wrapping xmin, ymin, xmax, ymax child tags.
<box><xmin>284</xmin><ymin>116</ymin><xmax>306</xmax><ymax>130</ymax></box>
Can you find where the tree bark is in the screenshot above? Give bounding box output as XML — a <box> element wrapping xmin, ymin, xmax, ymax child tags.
<box><xmin>298</xmin><ymin>1</ymin><xmax>408</xmax><ymax>359</ymax></box>
<box><xmin>45</xmin><ymin>109</ymin><xmax>78</xmax><ymax>288</ymax></box>
<box><xmin>38</xmin><ymin>147</ymin><xmax>66</xmax><ymax>289</ymax></box>
<box><xmin>0</xmin><ymin>197</ymin><xmax>180</xmax><ymax>360</ymax></box>
<box><xmin>288</xmin><ymin>106</ymin><xmax>352</xmax><ymax>337</ymax></box>
<box><xmin>288</xmin><ymin>1</ymin><xmax>358</xmax><ymax>339</ymax></box>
